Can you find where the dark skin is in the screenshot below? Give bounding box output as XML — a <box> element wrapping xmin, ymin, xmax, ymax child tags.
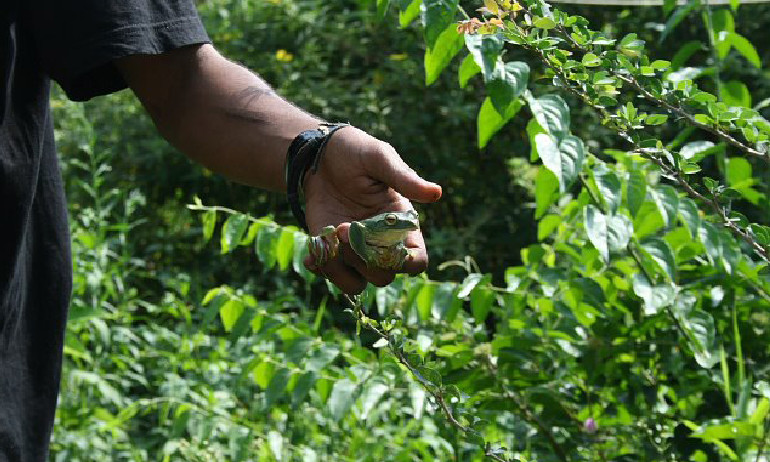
<box><xmin>116</xmin><ymin>44</ymin><xmax>442</xmax><ymax>294</ymax></box>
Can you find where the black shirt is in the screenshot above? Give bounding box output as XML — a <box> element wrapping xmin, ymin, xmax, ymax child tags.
<box><xmin>0</xmin><ymin>2</ymin><xmax>209</xmax><ymax>460</ymax></box>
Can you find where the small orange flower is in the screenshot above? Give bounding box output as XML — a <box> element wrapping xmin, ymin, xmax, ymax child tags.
<box><xmin>456</xmin><ymin>18</ymin><xmax>483</xmax><ymax>35</ymax></box>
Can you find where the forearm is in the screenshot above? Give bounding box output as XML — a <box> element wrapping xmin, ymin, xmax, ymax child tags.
<box><xmin>118</xmin><ymin>44</ymin><xmax>319</xmax><ymax>192</ymax></box>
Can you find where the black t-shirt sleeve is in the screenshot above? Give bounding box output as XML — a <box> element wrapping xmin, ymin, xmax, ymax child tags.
<box><xmin>25</xmin><ymin>0</ymin><xmax>211</xmax><ymax>101</ymax></box>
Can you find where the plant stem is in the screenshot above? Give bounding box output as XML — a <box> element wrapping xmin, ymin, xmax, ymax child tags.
<box><xmin>339</xmin><ymin>294</ymin><xmax>513</xmax><ymax>462</ymax></box>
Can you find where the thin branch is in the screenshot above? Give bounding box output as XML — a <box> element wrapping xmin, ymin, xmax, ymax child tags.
<box><xmin>506</xmin><ymin>21</ymin><xmax>770</xmax><ymax>264</ymax></box>
<box><xmin>518</xmin><ymin>2</ymin><xmax>769</xmax><ymax>163</ymax></box>
<box><xmin>340</xmin><ymin>294</ymin><xmax>513</xmax><ymax>462</ymax></box>
<box><xmin>619</xmin><ymin>74</ymin><xmax>768</xmax><ymax>161</ymax></box>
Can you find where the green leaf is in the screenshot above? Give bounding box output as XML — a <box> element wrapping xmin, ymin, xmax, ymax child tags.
<box><xmin>398</xmin><ymin>0</ymin><xmax>422</xmax><ymax>27</ymax></box>
<box><xmin>593</xmin><ymin>165</ymin><xmax>622</xmax><ymax>214</ymax></box>
<box><xmin>640</xmin><ymin>238</ymin><xmax>677</xmax><ymax>282</ymax></box>
<box><xmin>201</xmin><ymin>210</ymin><xmax>217</xmax><ymax>243</ymax></box>
<box><xmin>727</xmin><ymin>32</ymin><xmax>761</xmax><ymax>67</ymax></box>
<box><xmin>535</xmin><ymin>167</ymin><xmax>559</xmax><ymax>219</ymax></box>
<box><xmin>527</xmin><ymin>118</ymin><xmax>546</xmax><ymax>162</ymax></box>
<box><xmin>533</xmin><ymin>17</ymin><xmax>557</xmax><ymax>29</ymax></box>
<box><xmin>626</xmin><ymin>169</ymin><xmax>647</xmax><ymax>218</ymax></box>
<box><xmin>434</xmin><ymin>282</ymin><xmax>461</xmax><ymax>320</ymax></box>
<box><xmin>680</xmin><ymin>310</ymin><xmax>719</xmax><ymax>369</ymax></box>
<box><xmin>286</xmin><ymin>336</ymin><xmax>314</xmax><ymax>364</ymax></box>
<box><xmin>535</xmin><ymin>133</ymin><xmax>561</xmax><ymax>181</ymax></box>
<box><xmin>241</xmin><ymin>221</ymin><xmax>261</xmax><ymax>246</ymax></box>
<box><xmin>220</xmin><ymin>214</ymin><xmax>250</xmax><ymax>254</ymax></box>
<box><xmin>488</xmin><ymin>62</ymin><xmax>530</xmax><ymax>113</ymax></box>
<box><xmin>268</xmin><ymin>431</ymin><xmax>283</xmax><ymax>461</ymax></box>
<box><xmin>256</xmin><ymin>226</ymin><xmax>280</xmax><ymax>270</ymax></box>
<box><xmin>650</xmin><ymin>186</ymin><xmax>679</xmax><ymax>227</ymax></box>
<box><xmin>660</xmin><ymin>3</ymin><xmax>698</xmax><ymax>43</ymax></box>
<box><xmin>678</xmin><ymin>198</ymin><xmax>701</xmax><ymax>238</ymax></box>
<box><xmin>253</xmin><ymin>361</ymin><xmax>276</xmax><ymax>389</ymax></box>
<box><xmin>328</xmin><ymin>379</ymin><xmax>357</xmax><ymax>421</ymax></box>
<box><xmin>275</xmin><ymin>228</ymin><xmax>295</xmax><ymax>271</ymax></box>
<box><xmin>558</xmin><ymin>135</ymin><xmax>586</xmax><ymax>192</ymax></box>
<box><xmin>607</xmin><ymin>214</ymin><xmax>633</xmax><ymax>252</ymax></box>
<box><xmin>425</xmin><ymin>23</ymin><xmax>464</xmax><ymax>85</ymax></box>
<box><xmin>584</xmin><ymin>205</ymin><xmax>609</xmax><ymax>262</ymax></box>
<box><xmin>634</xmin><ymin>201</ymin><xmax>664</xmax><ymax>239</ymax></box>
<box><xmin>229</xmin><ymin>306</ymin><xmax>256</xmax><ymax>343</ymax></box>
<box><xmin>292</xmin><ymin>371</ymin><xmax>316</xmax><ymax>404</ymax></box>
<box><xmin>376</xmin><ymin>0</ymin><xmax>390</xmax><ymax>19</ymax></box>
<box><xmin>692</xmin><ymin>422</ymin><xmax>756</xmax><ymax>440</ymax></box>
<box><xmin>465</xmin><ymin>34</ymin><xmax>504</xmax><ymax>81</ymax></box>
<box><xmin>726</xmin><ymin>156</ymin><xmax>752</xmax><ymax>185</ymax></box>
<box><xmin>477</xmin><ymin>97</ymin><xmax>522</xmax><ymax>148</ymax></box>
<box><xmin>359</xmin><ymin>382</ymin><xmax>389</xmax><ymax>420</ymax></box>
<box><xmin>680</xmin><ymin>141</ymin><xmax>717</xmax><ymax>161</ymax></box>
<box><xmin>671</xmin><ymin>40</ymin><xmax>703</xmax><ymax>70</ymax></box>
<box><xmin>632</xmin><ymin>274</ymin><xmax>676</xmax><ymax>315</ymax></box>
<box><xmin>645</xmin><ymin>114</ymin><xmax>668</xmax><ymax>125</ymax></box>
<box><xmin>307</xmin><ymin>344</ymin><xmax>340</xmax><ymax>372</ymax></box>
<box><xmin>538</xmin><ymin>214</ymin><xmax>561</xmax><ymax>241</ymax></box>
<box><xmin>619</xmin><ymin>33</ymin><xmax>645</xmax><ymax>57</ymax></box>
<box><xmin>698</xmin><ymin>221</ymin><xmax>723</xmax><ymax>267</ymax></box>
<box><xmin>415</xmin><ymin>366</ymin><xmax>442</xmax><ymax>389</ymax></box>
<box><xmin>526</xmin><ymin>93</ymin><xmax>571</xmax><ymax>142</ymax></box>
<box><xmin>292</xmin><ymin>232</ymin><xmax>313</xmax><ymax>279</ymax></box>
<box><xmin>711</xmin><ymin>9</ymin><xmax>735</xmax><ymax>36</ymax></box>
<box><xmin>470</xmin><ymin>286</ymin><xmax>494</xmax><ymax>323</ymax></box>
<box><xmin>416</xmin><ymin>283</ymin><xmax>436</xmax><ymax>321</ymax></box>
<box><xmin>265</xmin><ymin>368</ymin><xmax>291</xmax><ymax>407</ymax></box>
<box><xmin>458</xmin><ymin>54</ymin><xmax>481</xmax><ymax>88</ymax></box>
<box><xmin>422</xmin><ymin>0</ymin><xmax>459</xmax><ymax>49</ymax></box>
<box><xmin>694</xmin><ymin>113</ymin><xmax>713</xmax><ymax>125</ymax></box>
<box><xmin>750</xmin><ymin>224</ymin><xmax>770</xmax><ymax>245</ymax></box>
<box><xmin>201</xmin><ymin>289</ymin><xmax>228</xmax><ymax>327</ymax></box>
<box><xmin>582</xmin><ymin>53</ymin><xmax>600</xmax><ymax>67</ymax></box>
<box><xmin>457</xmin><ymin>273</ymin><xmax>483</xmax><ymax>298</ymax></box>
<box><xmin>219</xmin><ymin>298</ymin><xmax>245</xmax><ymax>332</ymax></box>
<box><xmin>532</xmin><ymin>119</ymin><xmax>584</xmax><ymax>192</ymax></box>
<box><xmin>721</xmin><ymin>80</ymin><xmax>752</xmax><ymax>108</ymax></box>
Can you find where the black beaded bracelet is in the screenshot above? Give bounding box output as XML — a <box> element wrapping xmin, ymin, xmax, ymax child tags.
<box><xmin>285</xmin><ymin>122</ymin><xmax>349</xmax><ymax>231</ymax></box>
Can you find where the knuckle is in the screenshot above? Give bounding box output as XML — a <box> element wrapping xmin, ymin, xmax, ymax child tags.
<box><xmin>347</xmin><ymin>280</ymin><xmax>367</xmax><ymax>295</ymax></box>
<box><xmin>371</xmin><ymin>274</ymin><xmax>395</xmax><ymax>287</ymax></box>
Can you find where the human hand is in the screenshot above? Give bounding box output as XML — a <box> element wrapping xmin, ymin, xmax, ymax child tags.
<box><xmin>302</xmin><ymin>126</ymin><xmax>442</xmax><ymax>294</ymax></box>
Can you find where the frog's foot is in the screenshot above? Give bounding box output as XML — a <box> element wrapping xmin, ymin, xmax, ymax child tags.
<box><xmin>370</xmin><ymin>246</ymin><xmax>413</xmax><ymax>271</ymax></box>
<box><xmin>308</xmin><ymin>226</ymin><xmax>340</xmax><ymax>267</ymax></box>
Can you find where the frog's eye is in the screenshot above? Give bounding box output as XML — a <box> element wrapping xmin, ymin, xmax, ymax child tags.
<box><xmin>384</xmin><ymin>214</ymin><xmax>397</xmax><ymax>225</ymax></box>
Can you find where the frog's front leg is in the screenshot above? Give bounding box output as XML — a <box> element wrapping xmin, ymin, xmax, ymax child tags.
<box><xmin>348</xmin><ymin>221</ymin><xmax>371</xmax><ymax>266</ymax></box>
<box><xmin>308</xmin><ymin>225</ymin><xmax>340</xmax><ymax>267</ymax></box>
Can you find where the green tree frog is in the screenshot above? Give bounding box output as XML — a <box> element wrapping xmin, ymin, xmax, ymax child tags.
<box><xmin>309</xmin><ymin>209</ymin><xmax>419</xmax><ymax>271</ymax></box>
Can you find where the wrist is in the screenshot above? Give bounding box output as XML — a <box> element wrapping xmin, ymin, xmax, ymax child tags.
<box><xmin>285</xmin><ymin>123</ymin><xmax>350</xmax><ymax>231</ymax></box>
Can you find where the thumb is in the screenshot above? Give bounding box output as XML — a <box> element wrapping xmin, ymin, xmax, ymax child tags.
<box><xmin>369</xmin><ymin>144</ymin><xmax>442</xmax><ymax>203</ymax></box>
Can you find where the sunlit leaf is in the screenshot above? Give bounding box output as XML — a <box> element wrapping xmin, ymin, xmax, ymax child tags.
<box><xmin>425</xmin><ymin>23</ymin><xmax>464</xmax><ymax>85</ymax></box>
<box><xmin>220</xmin><ymin>214</ymin><xmax>250</xmax><ymax>254</ymax></box>
<box><xmin>329</xmin><ymin>379</ymin><xmax>357</xmax><ymax>421</ymax></box>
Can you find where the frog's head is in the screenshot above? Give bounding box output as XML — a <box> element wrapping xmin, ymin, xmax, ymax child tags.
<box><xmin>360</xmin><ymin>209</ymin><xmax>419</xmax><ymax>245</ymax></box>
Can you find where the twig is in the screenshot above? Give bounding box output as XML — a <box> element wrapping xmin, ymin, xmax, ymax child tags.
<box><xmin>506</xmin><ymin>21</ymin><xmax>770</xmax><ymax>264</ymax></box>
<box><xmin>619</xmin><ymin>74</ymin><xmax>768</xmax><ymax>161</ymax></box>
<box><xmin>521</xmin><ymin>2</ymin><xmax>769</xmax><ymax>163</ymax></box>
<box><xmin>339</xmin><ymin>294</ymin><xmax>513</xmax><ymax>462</ymax></box>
